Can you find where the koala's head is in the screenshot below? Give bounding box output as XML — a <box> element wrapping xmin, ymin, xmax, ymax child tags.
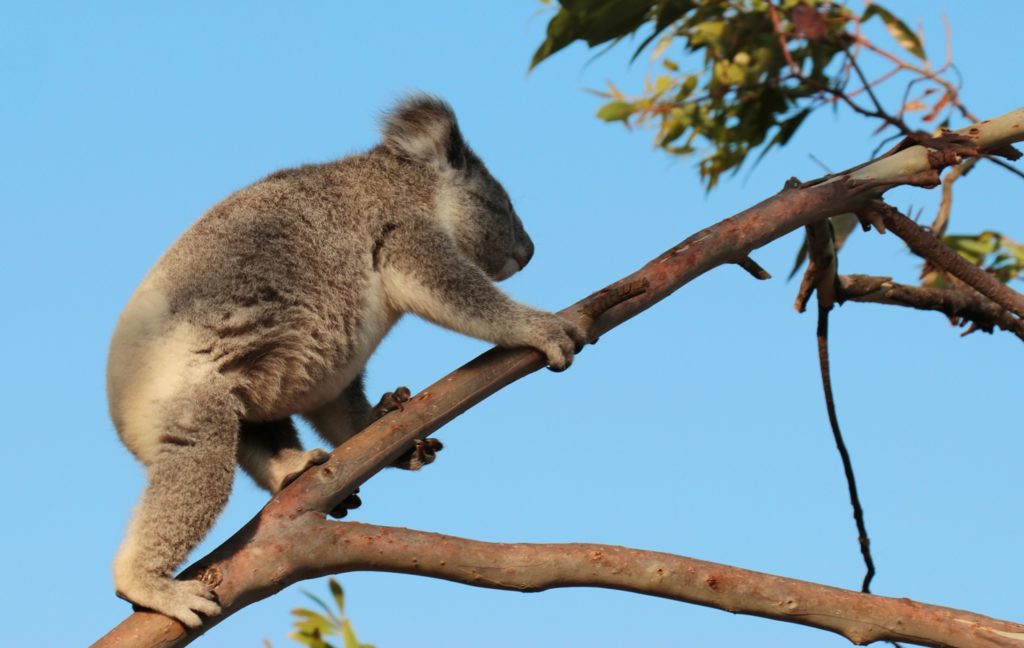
<box><xmin>381</xmin><ymin>95</ymin><xmax>534</xmax><ymax>281</ymax></box>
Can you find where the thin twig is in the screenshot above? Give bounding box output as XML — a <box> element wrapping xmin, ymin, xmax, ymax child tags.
<box><xmin>767</xmin><ymin>3</ymin><xmax>800</xmax><ymax>75</ymax></box>
<box><xmin>844</xmin><ymin>47</ymin><xmax>905</xmax><ymax>135</ymax></box>
<box><xmin>736</xmin><ymin>256</ymin><xmax>772</xmax><ymax>280</ymax></box>
<box><xmin>817</xmin><ymin>307</ymin><xmax>875</xmax><ymax>594</ymax></box>
<box><xmin>852</xmin><ymin>35</ymin><xmax>977</xmax><ymax>122</ymax></box>
<box><xmin>985</xmin><ymin>155</ymin><xmax>1024</xmax><ymax>180</ymax></box>
<box><xmin>930</xmin><ymin>159</ymin><xmax>976</xmax><ymax>236</ymax></box>
<box><xmin>797</xmin><ymin>221</ymin><xmax>877</xmax><ymax>593</ymax></box>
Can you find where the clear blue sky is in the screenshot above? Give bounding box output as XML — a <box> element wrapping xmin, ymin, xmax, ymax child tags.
<box><xmin>2</xmin><ymin>2</ymin><xmax>1021</xmax><ymax>646</ymax></box>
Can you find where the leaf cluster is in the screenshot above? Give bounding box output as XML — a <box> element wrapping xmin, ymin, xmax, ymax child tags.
<box><xmin>532</xmin><ymin>0</ymin><xmax>924</xmax><ymax>189</ymax></box>
<box><xmin>279</xmin><ymin>579</ymin><xmax>374</xmax><ymax>648</ymax></box>
<box><xmin>926</xmin><ymin>231</ymin><xmax>1024</xmax><ymax>287</ymax></box>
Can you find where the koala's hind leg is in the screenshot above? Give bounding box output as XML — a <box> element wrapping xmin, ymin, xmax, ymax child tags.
<box><xmin>112</xmin><ymin>383</ymin><xmax>240</xmax><ymax>629</ymax></box>
<box><xmin>237</xmin><ymin>418</ymin><xmax>329</xmax><ymax>494</ymax></box>
<box><xmin>305</xmin><ymin>375</ymin><xmax>441</xmax><ymax>470</ymax></box>
<box><xmin>302</xmin><ymin>375</ymin><xmax>439</xmax><ymax>518</ymax></box>
<box><xmin>303</xmin><ymin>373</ymin><xmax>377</xmax><ymax>447</ymax></box>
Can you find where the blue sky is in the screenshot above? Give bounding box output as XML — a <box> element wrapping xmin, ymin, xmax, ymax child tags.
<box><xmin>2</xmin><ymin>2</ymin><xmax>1021</xmax><ymax>646</ymax></box>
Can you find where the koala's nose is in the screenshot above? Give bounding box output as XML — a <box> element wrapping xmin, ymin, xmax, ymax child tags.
<box><xmin>514</xmin><ymin>236</ymin><xmax>535</xmax><ymax>269</ymax></box>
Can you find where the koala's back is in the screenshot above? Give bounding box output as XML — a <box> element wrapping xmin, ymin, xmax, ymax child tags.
<box><xmin>108</xmin><ymin>151</ymin><xmax>433</xmax><ymax>433</ymax></box>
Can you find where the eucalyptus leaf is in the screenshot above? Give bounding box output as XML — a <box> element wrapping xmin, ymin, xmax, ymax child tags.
<box><xmin>862</xmin><ymin>5</ymin><xmax>925</xmax><ymax>59</ymax></box>
<box><xmin>597</xmin><ymin>101</ymin><xmax>635</xmax><ymax>122</ymax></box>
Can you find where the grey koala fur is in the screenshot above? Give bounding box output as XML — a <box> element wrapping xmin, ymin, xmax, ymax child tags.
<box><xmin>107</xmin><ymin>95</ymin><xmax>585</xmax><ymax>628</ymax></box>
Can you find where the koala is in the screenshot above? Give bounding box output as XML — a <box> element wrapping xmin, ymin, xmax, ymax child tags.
<box><xmin>107</xmin><ymin>95</ymin><xmax>585</xmax><ymax>628</ymax></box>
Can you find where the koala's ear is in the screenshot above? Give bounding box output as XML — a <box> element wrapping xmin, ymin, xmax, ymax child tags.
<box><xmin>381</xmin><ymin>95</ymin><xmax>468</xmax><ymax>171</ymax></box>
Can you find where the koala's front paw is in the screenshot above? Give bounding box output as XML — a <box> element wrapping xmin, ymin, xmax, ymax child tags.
<box><xmin>523</xmin><ymin>312</ymin><xmax>587</xmax><ymax>372</ymax></box>
<box><xmin>118</xmin><ymin>577</ymin><xmax>220</xmax><ymax>629</ymax></box>
<box><xmin>370</xmin><ymin>386</ymin><xmax>412</xmax><ymax>422</ymax></box>
<box><xmin>392</xmin><ymin>438</ymin><xmax>444</xmax><ymax>470</ymax></box>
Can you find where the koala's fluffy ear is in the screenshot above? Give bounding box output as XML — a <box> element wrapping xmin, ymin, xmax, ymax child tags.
<box><xmin>381</xmin><ymin>95</ymin><xmax>468</xmax><ymax>170</ymax></box>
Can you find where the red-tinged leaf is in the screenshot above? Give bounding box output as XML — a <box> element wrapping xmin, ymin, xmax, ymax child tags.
<box><xmin>923</xmin><ymin>93</ymin><xmax>951</xmax><ymax>122</ymax></box>
<box><xmin>791</xmin><ymin>4</ymin><xmax>827</xmax><ymax>40</ymax></box>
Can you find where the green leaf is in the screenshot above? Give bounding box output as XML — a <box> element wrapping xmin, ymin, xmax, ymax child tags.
<box><xmin>630</xmin><ymin>0</ymin><xmax>696</xmax><ymax>61</ymax></box>
<box><xmin>862</xmin><ymin>4</ymin><xmax>925</xmax><ymax>59</ymax></box>
<box><xmin>942</xmin><ymin>231</ymin><xmax>1024</xmax><ymax>284</ymax></box>
<box><xmin>531</xmin><ymin>0</ymin><xmax>656</xmax><ymax>69</ymax></box>
<box><xmin>691</xmin><ymin>20</ymin><xmax>726</xmax><ymax>51</ymax></box>
<box><xmin>302</xmin><ymin>591</ymin><xmax>336</xmax><ymax>619</ymax></box>
<box><xmin>654</xmin><ymin>74</ymin><xmax>673</xmax><ymax>94</ymax></box>
<box><xmin>328</xmin><ymin>578</ymin><xmax>346</xmax><ymax>615</ymax></box>
<box><xmin>289</xmin><ymin>579</ymin><xmax>375</xmax><ymax>648</ymax></box>
<box><xmin>341</xmin><ymin>619</ymin><xmax>360</xmax><ymax>648</ymax></box>
<box><xmin>597</xmin><ymin>101</ymin><xmax>635</xmax><ymax>122</ymax></box>
<box><xmin>289</xmin><ymin>627</ymin><xmax>335</xmax><ymax>648</ymax></box>
<box><xmin>724</xmin><ymin>62</ymin><xmax>745</xmax><ymax>85</ymax></box>
<box><xmin>291</xmin><ymin>609</ymin><xmax>335</xmax><ymax>637</ymax></box>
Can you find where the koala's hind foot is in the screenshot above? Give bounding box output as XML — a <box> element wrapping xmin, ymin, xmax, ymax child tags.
<box><xmin>118</xmin><ymin>576</ymin><xmax>220</xmax><ymax>629</ymax></box>
<box><xmin>328</xmin><ymin>488</ymin><xmax>363</xmax><ymax>519</ymax></box>
<box><xmin>370</xmin><ymin>387</ymin><xmax>445</xmax><ymax>470</ymax></box>
<box><xmin>393</xmin><ymin>438</ymin><xmax>444</xmax><ymax>470</ymax></box>
<box><xmin>370</xmin><ymin>386</ymin><xmax>412</xmax><ymax>421</ymax></box>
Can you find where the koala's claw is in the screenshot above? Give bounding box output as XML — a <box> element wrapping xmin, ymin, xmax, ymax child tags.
<box><xmin>393</xmin><ymin>438</ymin><xmax>444</xmax><ymax>470</ymax></box>
<box><xmin>371</xmin><ymin>386</ymin><xmax>412</xmax><ymax>421</ymax></box>
<box><xmin>329</xmin><ymin>487</ymin><xmax>363</xmax><ymax>519</ymax></box>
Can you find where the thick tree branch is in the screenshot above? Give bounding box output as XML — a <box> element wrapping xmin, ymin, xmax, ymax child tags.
<box><xmin>105</xmin><ymin>519</ymin><xmax>1024</xmax><ymax>648</ymax></box>
<box><xmin>303</xmin><ymin>522</ymin><xmax>1024</xmax><ymax>648</ymax></box>
<box><xmin>839</xmin><ymin>274</ymin><xmax>1024</xmax><ymax>341</ymax></box>
<box><xmin>93</xmin><ymin>108</ymin><xmax>1024</xmax><ymax>647</ymax></box>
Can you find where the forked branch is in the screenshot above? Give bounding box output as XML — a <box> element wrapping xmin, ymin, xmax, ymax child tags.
<box><xmin>94</xmin><ymin>108</ymin><xmax>1024</xmax><ymax>648</ymax></box>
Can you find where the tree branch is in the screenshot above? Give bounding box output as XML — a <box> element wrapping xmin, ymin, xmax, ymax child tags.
<box><xmin>107</xmin><ymin>519</ymin><xmax>1024</xmax><ymax>648</ymax></box>
<box><xmin>839</xmin><ymin>274</ymin><xmax>1024</xmax><ymax>341</ymax></box>
<box><xmin>871</xmin><ymin>204</ymin><xmax>1024</xmax><ymax>319</ymax></box>
<box><xmin>93</xmin><ymin>108</ymin><xmax>1024</xmax><ymax>647</ymax></box>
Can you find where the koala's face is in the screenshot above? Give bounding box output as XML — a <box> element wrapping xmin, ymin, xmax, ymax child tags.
<box><xmin>452</xmin><ymin>152</ymin><xmax>534</xmax><ymax>282</ymax></box>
